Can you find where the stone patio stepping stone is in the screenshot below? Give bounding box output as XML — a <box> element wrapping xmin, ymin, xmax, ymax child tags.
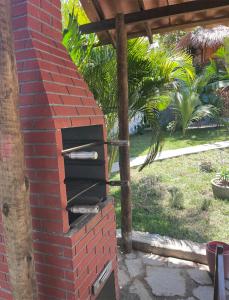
<box><xmin>141</xmin><ymin>253</ymin><xmax>167</xmax><ymax>266</ymax></box>
<box><xmin>126</xmin><ymin>258</ymin><xmax>144</xmax><ymax>278</ymax></box>
<box><xmin>197</xmin><ymin>263</ymin><xmax>209</xmax><ymax>271</ymax></box>
<box><xmin>120</xmin><ymin>290</ymin><xmax>140</xmax><ymax>300</ymax></box>
<box><xmin>118</xmin><ymin>252</ymin><xmax>124</xmax><ymax>263</ymax></box>
<box><xmin>125</xmin><ymin>252</ymin><xmax>138</xmax><ymax>260</ymax></box>
<box><xmin>187</xmin><ymin>269</ymin><xmax>212</xmax><ymax>285</ymax></box>
<box><xmin>145</xmin><ymin>267</ymin><xmax>186</xmax><ymax>297</ymax></box>
<box><xmin>118</xmin><ymin>269</ymin><xmax>131</xmax><ymax>288</ymax></box>
<box><xmin>129</xmin><ymin>279</ymin><xmax>152</xmax><ymax>300</ymax></box>
<box><xmin>193</xmin><ymin>286</ymin><xmax>213</xmax><ymax>300</ymax></box>
<box><xmin>167</xmin><ymin>257</ymin><xmax>197</xmax><ymax>268</ymax></box>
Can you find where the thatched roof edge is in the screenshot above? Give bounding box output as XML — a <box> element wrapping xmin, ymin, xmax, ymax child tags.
<box><xmin>178</xmin><ymin>25</ymin><xmax>229</xmax><ymax>49</ymax></box>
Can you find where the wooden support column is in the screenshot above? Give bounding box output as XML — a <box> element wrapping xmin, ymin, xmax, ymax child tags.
<box><xmin>116</xmin><ymin>13</ymin><xmax>132</xmax><ymax>253</ymax></box>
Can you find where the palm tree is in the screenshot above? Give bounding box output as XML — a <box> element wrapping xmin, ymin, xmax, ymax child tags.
<box><xmin>203</xmin><ymin>39</ymin><xmax>229</xmax><ymax>100</ymax></box>
<box><xmin>62</xmin><ymin>5</ymin><xmax>195</xmax><ymax>170</ymax></box>
<box><xmin>170</xmin><ymin>40</ymin><xmax>229</xmax><ymax>136</ymax></box>
<box><xmin>172</xmin><ymin>81</ymin><xmax>217</xmax><ymax>136</ymax></box>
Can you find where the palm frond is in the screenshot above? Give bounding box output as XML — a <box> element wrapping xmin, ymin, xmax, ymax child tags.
<box><xmin>191</xmin><ymin>104</ymin><xmax>219</xmax><ymax>122</ymax></box>
<box><xmin>62</xmin><ymin>6</ymin><xmax>197</xmax><ymax>171</ymax></box>
<box><xmin>138</xmin><ymin>104</ymin><xmax>163</xmax><ymax>171</ymax></box>
<box><xmin>139</xmin><ymin>134</ymin><xmax>163</xmax><ymax>171</ymax></box>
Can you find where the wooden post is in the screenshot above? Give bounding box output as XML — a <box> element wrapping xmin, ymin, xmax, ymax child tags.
<box><xmin>0</xmin><ymin>1</ymin><xmax>37</xmax><ymax>299</ymax></box>
<box><xmin>116</xmin><ymin>13</ymin><xmax>132</xmax><ymax>253</ymax></box>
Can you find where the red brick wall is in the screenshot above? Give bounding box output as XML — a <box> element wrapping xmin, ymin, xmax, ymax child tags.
<box><xmin>67</xmin><ymin>202</ymin><xmax>119</xmax><ymax>300</ymax></box>
<box><xmin>0</xmin><ymin>0</ymin><xmax>118</xmax><ymax>299</ymax></box>
<box><xmin>11</xmin><ymin>0</ymin><xmax>106</xmax><ymax>234</ymax></box>
<box><xmin>0</xmin><ymin>202</ymin><xmax>118</xmax><ymax>300</ymax></box>
<box><xmin>35</xmin><ymin>201</ymin><xmax>119</xmax><ymax>300</ymax></box>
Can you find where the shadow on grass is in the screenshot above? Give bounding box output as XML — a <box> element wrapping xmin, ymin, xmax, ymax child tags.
<box><xmin>112</xmin><ymin>183</ymin><xmax>211</xmax><ymax>243</ymax></box>
<box><xmin>165</xmin><ymin>128</ymin><xmax>228</xmax><ymax>144</ymax></box>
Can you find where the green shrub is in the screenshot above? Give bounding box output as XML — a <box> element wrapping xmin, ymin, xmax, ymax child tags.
<box><xmin>199</xmin><ymin>161</ymin><xmax>214</xmax><ymax>173</ymax></box>
<box><xmin>200</xmin><ymin>197</ymin><xmax>212</xmax><ymax>211</ymax></box>
<box><xmin>132</xmin><ymin>176</ymin><xmax>167</xmax><ymax>211</ymax></box>
<box><xmin>166</xmin><ymin>121</ymin><xmax>176</xmax><ymax>133</ymax></box>
<box><xmin>168</xmin><ymin>186</ymin><xmax>184</xmax><ymax>210</ymax></box>
<box><xmin>217</xmin><ymin>167</ymin><xmax>229</xmax><ymax>186</ymax></box>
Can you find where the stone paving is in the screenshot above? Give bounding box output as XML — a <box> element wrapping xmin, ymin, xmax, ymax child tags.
<box><xmin>118</xmin><ymin>248</ymin><xmax>229</xmax><ymax>300</ymax></box>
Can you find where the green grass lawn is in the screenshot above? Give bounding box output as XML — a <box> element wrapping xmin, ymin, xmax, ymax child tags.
<box><xmin>130</xmin><ymin>127</ymin><xmax>229</xmax><ymax>157</ymax></box>
<box><xmin>111</xmin><ymin>149</ymin><xmax>229</xmax><ymax>243</ymax></box>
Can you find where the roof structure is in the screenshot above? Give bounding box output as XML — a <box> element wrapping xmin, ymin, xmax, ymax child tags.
<box><xmin>79</xmin><ymin>0</ymin><xmax>229</xmax><ymax>45</ymax></box>
<box><xmin>178</xmin><ymin>25</ymin><xmax>229</xmax><ymax>49</ymax></box>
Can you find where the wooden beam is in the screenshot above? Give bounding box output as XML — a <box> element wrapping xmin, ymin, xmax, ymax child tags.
<box><xmin>80</xmin><ymin>0</ymin><xmax>229</xmax><ymax>34</ymax></box>
<box><xmin>91</xmin><ymin>0</ymin><xmax>116</xmax><ymax>47</ymax></box>
<box><xmin>155</xmin><ymin>17</ymin><xmax>229</xmax><ymax>33</ymax></box>
<box><xmin>130</xmin><ymin>16</ymin><xmax>229</xmax><ymax>37</ymax></box>
<box><xmin>116</xmin><ymin>14</ymin><xmax>132</xmax><ymax>253</ymax></box>
<box><xmin>138</xmin><ymin>0</ymin><xmax>153</xmax><ymax>44</ymax></box>
<box><xmin>97</xmin><ymin>16</ymin><xmax>229</xmax><ymax>46</ymax></box>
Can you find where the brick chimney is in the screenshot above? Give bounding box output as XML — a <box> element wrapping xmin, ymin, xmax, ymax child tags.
<box><xmin>0</xmin><ymin>1</ymin><xmax>119</xmax><ymax>299</ymax></box>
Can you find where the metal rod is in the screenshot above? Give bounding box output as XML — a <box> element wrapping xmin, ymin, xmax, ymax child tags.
<box><xmin>64</xmin><ymin>160</ymin><xmax>105</xmax><ymax>166</ymax></box>
<box><xmin>61</xmin><ymin>140</ymin><xmax>128</xmax><ymax>155</ymax></box>
<box><xmin>214</xmin><ymin>245</ymin><xmax>226</xmax><ymax>300</ymax></box>
<box><xmin>64</xmin><ymin>177</ymin><xmax>128</xmax><ymax>186</ymax></box>
<box><xmin>106</xmin><ymin>140</ymin><xmax>129</xmax><ymax>147</ymax></box>
<box><xmin>67</xmin><ymin>196</ymin><xmax>102</xmax><ymax>206</ymax></box>
<box><xmin>62</xmin><ymin>142</ymin><xmax>99</xmax><ymax>154</ymax></box>
<box><xmin>67</xmin><ymin>182</ymin><xmax>100</xmax><ymax>206</ymax></box>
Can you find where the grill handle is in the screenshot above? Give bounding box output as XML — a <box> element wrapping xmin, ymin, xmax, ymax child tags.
<box><xmin>64</xmin><ymin>151</ymin><xmax>98</xmax><ymax>160</ymax></box>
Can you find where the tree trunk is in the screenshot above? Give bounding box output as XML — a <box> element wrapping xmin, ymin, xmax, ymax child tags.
<box><xmin>0</xmin><ymin>1</ymin><xmax>37</xmax><ymax>299</ymax></box>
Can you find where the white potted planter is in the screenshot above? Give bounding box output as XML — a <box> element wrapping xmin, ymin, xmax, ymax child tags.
<box><xmin>211</xmin><ymin>178</ymin><xmax>229</xmax><ymax>200</ymax></box>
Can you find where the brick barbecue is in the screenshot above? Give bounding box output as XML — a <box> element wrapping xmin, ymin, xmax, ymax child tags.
<box><xmin>0</xmin><ymin>0</ymin><xmax>119</xmax><ymax>299</ymax></box>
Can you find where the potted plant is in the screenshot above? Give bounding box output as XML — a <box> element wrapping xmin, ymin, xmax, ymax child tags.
<box><xmin>211</xmin><ymin>166</ymin><xmax>229</xmax><ymax>200</ymax></box>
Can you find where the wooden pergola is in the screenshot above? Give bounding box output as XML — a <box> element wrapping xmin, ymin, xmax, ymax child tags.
<box><xmin>79</xmin><ymin>0</ymin><xmax>229</xmax><ymax>253</ymax></box>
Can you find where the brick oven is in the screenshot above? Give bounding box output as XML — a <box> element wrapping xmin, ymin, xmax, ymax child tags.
<box><xmin>0</xmin><ymin>0</ymin><xmax>119</xmax><ymax>299</ymax></box>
